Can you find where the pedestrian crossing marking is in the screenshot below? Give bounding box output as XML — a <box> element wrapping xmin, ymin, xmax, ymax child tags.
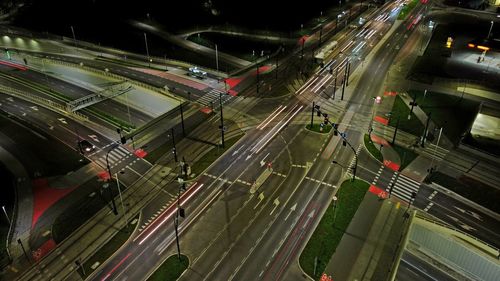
<box><xmin>197</xmin><ymin>88</ymin><xmax>233</xmax><ymax>107</ymax></box>
<box><xmin>386</xmin><ymin>173</ymin><xmax>420</xmax><ymax>203</ymax></box>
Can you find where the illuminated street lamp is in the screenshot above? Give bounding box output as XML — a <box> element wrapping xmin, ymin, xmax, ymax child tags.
<box><xmin>487</xmin><ymin>21</ymin><xmax>494</xmax><ymax>39</ymax></box>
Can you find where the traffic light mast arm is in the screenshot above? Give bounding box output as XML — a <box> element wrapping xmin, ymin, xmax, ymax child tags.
<box><xmin>312</xmin><ymin>104</ymin><xmax>358</xmax><ymax>181</ymax></box>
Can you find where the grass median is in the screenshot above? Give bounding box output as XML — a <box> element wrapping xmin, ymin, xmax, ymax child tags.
<box><xmin>147</xmin><ymin>254</ymin><xmax>189</xmax><ymax>281</ymax></box>
<box><xmin>77</xmin><ymin>214</ymin><xmax>139</xmax><ymax>278</ymax></box>
<box><xmin>398</xmin><ymin>0</ymin><xmax>419</xmax><ymax>20</ymax></box>
<box><xmin>306</xmin><ymin>123</ymin><xmax>332</xmax><ymax>134</ymax></box>
<box><xmin>389</xmin><ymin>95</ymin><xmax>424</xmax><ymax>137</ymax></box>
<box><xmin>300</xmin><ymin>179</ymin><xmax>370</xmax><ymax>280</ymax></box>
<box><xmin>364</xmin><ymin>134</ymin><xmax>383</xmax><ymax>162</ymax></box>
<box><xmin>191</xmin><ymin>134</ymin><xmax>244</xmax><ymax>176</ymax></box>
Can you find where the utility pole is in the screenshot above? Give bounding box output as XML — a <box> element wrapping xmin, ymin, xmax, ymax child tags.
<box><xmin>215</xmin><ymin>44</ymin><xmax>219</xmax><ymax>72</ymax></box>
<box><xmin>256</xmin><ymin>63</ymin><xmax>260</xmax><ymax>94</ymax></box>
<box><xmin>346</xmin><ymin>61</ymin><xmax>351</xmax><ymax>87</ymax></box>
<box><xmin>341</xmin><ymin>75</ymin><xmax>346</xmax><ymax>101</ymax></box>
<box><xmin>332</xmin><ymin>71</ymin><xmax>337</xmax><ymax>100</ymax></box>
<box><xmin>392</xmin><ymin>115</ymin><xmax>400</xmax><ymax>145</ymax></box>
<box><xmin>171</xmin><ymin>128</ymin><xmax>178</xmax><ymax>162</ymax></box>
<box><xmin>144</xmin><ymin>33</ymin><xmax>151</xmax><ymax>67</ymax></box>
<box><xmin>219</xmin><ymin>92</ymin><xmax>225</xmax><ymax>148</ymax></box>
<box><xmin>17</xmin><ymin>239</ymin><xmax>31</xmax><ymax>264</ymax></box>
<box><xmin>70</xmin><ymin>26</ymin><xmax>77</xmax><ymax>48</ymax></box>
<box><xmin>105</xmin><ymin>145</ymin><xmax>119</xmax><ymax>215</ymax></box>
<box><xmin>301</xmin><ymin>37</ymin><xmax>305</xmax><ymax>58</ymax></box>
<box><xmin>180</xmin><ymin>103</ymin><xmax>185</xmax><ymax>137</ymax></box>
<box><xmin>421</xmin><ymin>112</ymin><xmax>432</xmax><ymax>147</ymax></box>
<box><xmin>408</xmin><ymin>93</ymin><xmax>417</xmax><ymax>119</ymax></box>
<box><xmin>311</xmin><ymin>101</ymin><xmax>315</xmax><ymax>128</ymax></box>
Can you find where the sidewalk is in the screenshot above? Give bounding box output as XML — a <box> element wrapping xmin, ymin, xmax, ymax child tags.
<box><xmin>324</xmin><ymin>192</ymin><xmax>407</xmax><ymax>281</ymax></box>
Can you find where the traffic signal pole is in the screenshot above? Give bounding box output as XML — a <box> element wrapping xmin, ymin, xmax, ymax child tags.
<box><xmin>220</xmin><ymin>92</ymin><xmax>225</xmax><ymax>148</ymax></box>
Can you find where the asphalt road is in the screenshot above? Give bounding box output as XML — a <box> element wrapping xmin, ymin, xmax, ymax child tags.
<box><xmin>86</xmin><ymin>2</ymin><xmax>418</xmax><ymax>280</ymax></box>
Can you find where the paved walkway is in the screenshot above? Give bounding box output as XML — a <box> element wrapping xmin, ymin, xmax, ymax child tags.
<box><xmin>325</xmin><ymin>192</ymin><xmax>407</xmax><ymax>281</ymax></box>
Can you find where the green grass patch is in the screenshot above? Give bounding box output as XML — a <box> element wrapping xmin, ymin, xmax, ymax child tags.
<box><xmin>409</xmin><ymin>90</ymin><xmax>479</xmax><ymax>145</ymax></box>
<box><xmin>77</xmin><ymin>215</ymin><xmax>138</xmax><ymax>278</ymax></box>
<box><xmin>306</xmin><ymin>123</ymin><xmax>332</xmax><ymax>134</ymax></box>
<box><xmin>364</xmin><ymin>134</ymin><xmax>383</xmax><ymax>163</ymax></box>
<box><xmin>392</xmin><ymin>144</ymin><xmax>419</xmax><ymax>170</ymax></box>
<box><xmin>300</xmin><ymin>179</ymin><xmax>370</xmax><ymax>280</ymax></box>
<box><xmin>398</xmin><ymin>0</ymin><xmax>419</xmax><ymax>20</ymax></box>
<box><xmin>389</xmin><ymin>95</ymin><xmax>425</xmax><ymax>137</ymax></box>
<box><xmin>190</xmin><ymin>134</ymin><xmax>244</xmax><ymax>176</ymax></box>
<box><xmin>429</xmin><ymin>172</ymin><xmax>500</xmax><ymax>214</ymax></box>
<box><xmin>147</xmin><ymin>254</ymin><xmax>189</xmax><ymax>281</ymax></box>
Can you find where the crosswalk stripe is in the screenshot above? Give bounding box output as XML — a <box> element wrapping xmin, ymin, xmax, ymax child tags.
<box><xmin>108</xmin><ymin>153</ymin><xmax>120</xmax><ymax>163</ymax></box>
<box><xmin>398</xmin><ymin>175</ymin><xmax>419</xmax><ymax>186</ymax></box>
<box><xmin>95</xmin><ymin>158</ymin><xmax>106</xmax><ymax>168</ymax></box>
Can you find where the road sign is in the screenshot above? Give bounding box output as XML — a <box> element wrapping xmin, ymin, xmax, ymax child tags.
<box><xmin>341</xmin><ymin>132</ymin><xmax>347</xmax><ymax>138</ymax></box>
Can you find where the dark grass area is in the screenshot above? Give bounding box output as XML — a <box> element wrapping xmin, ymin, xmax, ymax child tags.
<box><xmin>388</xmin><ymin>95</ymin><xmax>424</xmax><ymax>137</ymax></box>
<box><xmin>300</xmin><ymin>180</ymin><xmax>369</xmax><ymax>280</ymax></box>
<box><xmin>52</xmin><ymin>183</ymin><xmax>122</xmax><ymax>243</ymax></box>
<box><xmin>191</xmin><ymin>134</ymin><xmax>244</xmax><ymax>177</ymax></box>
<box><xmin>0</xmin><ymin>111</ymin><xmax>88</xmax><ymax>178</ymax></box>
<box><xmin>0</xmin><ymin>164</ymin><xmax>15</xmax><ymax>268</ymax></box>
<box><xmin>429</xmin><ymin>172</ymin><xmax>500</xmax><ymax>213</ymax></box>
<box><xmin>306</xmin><ymin>123</ymin><xmax>332</xmax><ymax>134</ymax></box>
<box><xmin>77</xmin><ymin>215</ymin><xmax>138</xmax><ymax>278</ymax></box>
<box><xmin>409</xmin><ymin>90</ymin><xmax>479</xmax><ymax>145</ymax></box>
<box><xmin>187</xmin><ymin>32</ymin><xmax>282</xmax><ymax>62</ymax></box>
<box><xmin>398</xmin><ymin>0</ymin><xmax>419</xmax><ymax>20</ymax></box>
<box><xmin>147</xmin><ymin>254</ymin><xmax>189</xmax><ymax>281</ymax></box>
<box><xmin>364</xmin><ymin>134</ymin><xmax>383</xmax><ymax>163</ymax></box>
<box><xmin>392</xmin><ymin>144</ymin><xmax>419</xmax><ymax>171</ymax></box>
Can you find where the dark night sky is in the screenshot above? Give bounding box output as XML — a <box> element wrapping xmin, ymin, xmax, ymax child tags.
<box><xmin>14</xmin><ymin>0</ymin><xmax>339</xmax><ymax>34</ymax></box>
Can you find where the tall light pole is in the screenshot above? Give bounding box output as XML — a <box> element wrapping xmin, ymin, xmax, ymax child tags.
<box><xmin>170</xmin><ymin>128</ymin><xmax>178</xmax><ymax>162</ymax></box>
<box><xmin>115</xmin><ymin>172</ymin><xmax>128</xmax><ymax>228</ymax></box>
<box><xmin>105</xmin><ymin>144</ymin><xmax>119</xmax><ymax>215</ymax></box>
<box><xmin>215</xmin><ymin>44</ymin><xmax>219</xmax><ymax>72</ymax></box>
<box><xmin>70</xmin><ymin>26</ymin><xmax>77</xmax><ymax>48</ymax></box>
<box><xmin>144</xmin><ymin>32</ymin><xmax>150</xmax><ymax>67</ymax></box>
<box><xmin>332</xmin><ymin>196</ymin><xmax>338</xmax><ymax>225</ymax></box>
<box><xmin>429</xmin><ymin>127</ymin><xmax>443</xmax><ymax>171</ymax></box>
<box><xmin>219</xmin><ymin>92</ymin><xmax>225</xmax><ymax>148</ymax></box>
<box><xmin>487</xmin><ymin>21</ymin><xmax>494</xmax><ymax>39</ymax></box>
<box><xmin>2</xmin><ymin>206</ymin><xmax>10</xmax><ymax>226</ymax></box>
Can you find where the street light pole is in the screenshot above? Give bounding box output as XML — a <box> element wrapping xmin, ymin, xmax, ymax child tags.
<box><xmin>487</xmin><ymin>21</ymin><xmax>494</xmax><ymax>39</ymax></box>
<box><xmin>105</xmin><ymin>145</ymin><xmax>119</xmax><ymax>216</ymax></box>
<box><xmin>332</xmin><ymin>196</ymin><xmax>338</xmax><ymax>225</ymax></box>
<box><xmin>215</xmin><ymin>44</ymin><xmax>219</xmax><ymax>72</ymax></box>
<box><xmin>115</xmin><ymin>172</ymin><xmax>128</xmax><ymax>228</ymax></box>
<box><xmin>144</xmin><ymin>32</ymin><xmax>150</xmax><ymax>67</ymax></box>
<box><xmin>171</xmin><ymin>128</ymin><xmax>178</xmax><ymax>162</ymax></box>
<box><xmin>219</xmin><ymin>92</ymin><xmax>225</xmax><ymax>149</ymax></box>
<box><xmin>2</xmin><ymin>206</ymin><xmax>10</xmax><ymax>226</ymax></box>
<box><xmin>429</xmin><ymin>127</ymin><xmax>443</xmax><ymax>170</ymax></box>
<box><xmin>70</xmin><ymin>26</ymin><xmax>77</xmax><ymax>48</ymax></box>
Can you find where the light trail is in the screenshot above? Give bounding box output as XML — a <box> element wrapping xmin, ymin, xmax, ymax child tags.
<box><xmin>256</xmin><ymin>105</ymin><xmax>284</xmax><ymax>129</ymax></box>
<box><xmin>257</xmin><ymin>105</ymin><xmax>288</xmax><ymax>130</ymax></box>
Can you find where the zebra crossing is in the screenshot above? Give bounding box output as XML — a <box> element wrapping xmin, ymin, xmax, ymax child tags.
<box><xmin>197</xmin><ymin>88</ymin><xmax>233</xmax><ymax>108</ymax></box>
<box><xmin>386</xmin><ymin>173</ymin><xmax>421</xmax><ymax>203</ymax></box>
<box><xmin>94</xmin><ymin>146</ymin><xmax>133</xmax><ymax>169</ymax></box>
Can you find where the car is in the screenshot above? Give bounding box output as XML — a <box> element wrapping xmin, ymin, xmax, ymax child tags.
<box><xmin>78</xmin><ymin>139</ymin><xmax>95</xmax><ymax>153</ymax></box>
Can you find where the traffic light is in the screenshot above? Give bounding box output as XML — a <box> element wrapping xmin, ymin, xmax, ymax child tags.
<box><xmin>324</xmin><ymin>117</ymin><xmax>329</xmax><ymax>125</ymax></box>
<box><xmin>329</xmin><ymin>67</ymin><xmax>333</xmax><ymax>74</ymax></box>
<box><xmin>179</xmin><ymin>208</ymin><xmax>185</xmax><ymax>218</ymax></box>
<box><xmin>342</xmin><ymin>140</ymin><xmax>347</xmax><ymax>146</ymax></box>
<box><xmin>333</xmin><ymin>123</ymin><xmax>338</xmax><ymax>136</ymax></box>
<box><xmin>317</xmin><ymin>110</ymin><xmax>321</xmax><ymax>117</ymax></box>
<box><xmin>120</xmin><ymin>137</ymin><xmax>126</xmax><ymax>144</ymax></box>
